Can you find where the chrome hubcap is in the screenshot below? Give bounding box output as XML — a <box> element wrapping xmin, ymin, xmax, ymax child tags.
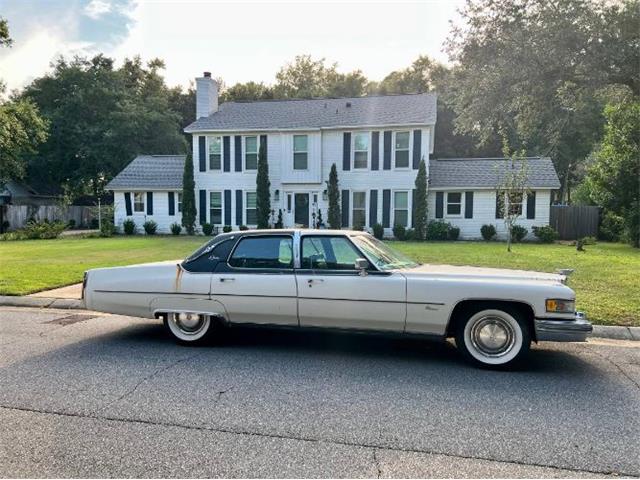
<box><xmin>470</xmin><ymin>316</ymin><xmax>515</xmax><ymax>357</ymax></box>
<box><xmin>173</xmin><ymin>312</ymin><xmax>205</xmax><ymax>333</ymax></box>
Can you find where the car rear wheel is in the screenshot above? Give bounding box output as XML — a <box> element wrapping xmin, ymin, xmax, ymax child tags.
<box><xmin>163</xmin><ymin>312</ymin><xmax>214</xmax><ymax>344</ymax></box>
<box><xmin>455</xmin><ymin>308</ymin><xmax>530</xmax><ymax>368</ymax></box>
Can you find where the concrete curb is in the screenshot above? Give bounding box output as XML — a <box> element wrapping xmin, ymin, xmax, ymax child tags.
<box><xmin>0</xmin><ymin>296</ymin><xmax>638</xmax><ymax>341</ymax></box>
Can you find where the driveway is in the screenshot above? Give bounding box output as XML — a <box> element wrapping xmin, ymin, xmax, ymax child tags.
<box><xmin>0</xmin><ymin>306</ymin><xmax>638</xmax><ymax>478</ymax></box>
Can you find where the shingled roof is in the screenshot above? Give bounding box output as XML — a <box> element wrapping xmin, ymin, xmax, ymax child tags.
<box><xmin>106</xmin><ymin>155</ymin><xmax>185</xmax><ymax>190</ymax></box>
<box><xmin>185</xmin><ymin>93</ymin><xmax>437</xmax><ymax>132</ymax></box>
<box><xmin>429</xmin><ymin>157</ymin><xmax>560</xmax><ymax>189</ymax></box>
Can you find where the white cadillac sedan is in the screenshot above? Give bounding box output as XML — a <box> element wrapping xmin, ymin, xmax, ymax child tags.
<box><xmin>83</xmin><ymin>229</ymin><xmax>592</xmax><ymax>368</ymax></box>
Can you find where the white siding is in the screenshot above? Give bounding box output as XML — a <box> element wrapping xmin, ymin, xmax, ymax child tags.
<box><xmin>427</xmin><ymin>189</ymin><xmax>552</xmax><ymax>240</ymax></box>
<box><xmin>113</xmin><ymin>190</ymin><xmax>182</xmax><ymax>234</ymax></box>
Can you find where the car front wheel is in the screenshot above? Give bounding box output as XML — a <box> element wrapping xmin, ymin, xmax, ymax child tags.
<box><xmin>163</xmin><ymin>312</ymin><xmax>214</xmax><ymax>344</ymax></box>
<box><xmin>455</xmin><ymin>308</ymin><xmax>530</xmax><ymax>368</ymax></box>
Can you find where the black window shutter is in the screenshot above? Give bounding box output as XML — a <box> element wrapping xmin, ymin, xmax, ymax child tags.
<box><xmin>260</xmin><ymin>135</ymin><xmax>267</xmax><ymax>160</ymax></box>
<box><xmin>371</xmin><ymin>132</ymin><xmax>379</xmax><ymax>170</ymax></box>
<box><xmin>496</xmin><ymin>192</ymin><xmax>504</xmax><ymax>219</ymax></box>
<box><xmin>382</xmin><ymin>189</ymin><xmax>391</xmax><ymax>227</ymax></box>
<box><xmin>199</xmin><ymin>190</ymin><xmax>206</xmax><ymax>224</ymax></box>
<box><xmin>168</xmin><ymin>192</ymin><xmax>175</xmax><ymax>216</ymax></box>
<box><xmin>435</xmin><ymin>192</ymin><xmax>444</xmax><ymax>219</ymax></box>
<box><xmin>412</xmin><ymin>130</ymin><xmax>422</xmax><ymax>169</ymax></box>
<box><xmin>341</xmin><ymin>189</ymin><xmax>349</xmax><ymax>227</ymax></box>
<box><xmin>465</xmin><ymin>191</ymin><xmax>474</xmax><ymax>218</ymax></box>
<box><xmin>224</xmin><ymin>190</ymin><xmax>232</xmax><ymax>225</ymax></box>
<box><xmin>235</xmin><ymin>190</ymin><xmax>243</xmax><ymax>225</ymax></box>
<box><xmin>124</xmin><ymin>192</ymin><xmax>132</xmax><ymax>216</ymax></box>
<box><xmin>199</xmin><ymin>136</ymin><xmax>206</xmax><ymax>172</ymax></box>
<box><xmin>223</xmin><ymin>136</ymin><xmax>230</xmax><ymax>172</ymax></box>
<box><xmin>343</xmin><ymin>132</ymin><xmax>351</xmax><ymax>171</ymax></box>
<box><xmin>146</xmin><ymin>192</ymin><xmax>153</xmax><ymax>215</ymax></box>
<box><xmin>234</xmin><ymin>136</ymin><xmax>242</xmax><ymax>172</ymax></box>
<box><xmin>412</xmin><ymin>189</ymin><xmax>417</xmax><ymax>226</ymax></box>
<box><xmin>369</xmin><ymin>189</ymin><xmax>378</xmax><ymax>226</ymax></box>
<box><xmin>383</xmin><ymin>131</ymin><xmax>392</xmax><ymax>170</ymax></box>
<box><xmin>527</xmin><ymin>191</ymin><xmax>536</xmax><ymax>219</ymax></box>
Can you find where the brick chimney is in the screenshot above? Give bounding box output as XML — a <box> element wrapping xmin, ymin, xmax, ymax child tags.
<box><xmin>196</xmin><ymin>71</ymin><xmax>218</xmax><ymax>119</ymax></box>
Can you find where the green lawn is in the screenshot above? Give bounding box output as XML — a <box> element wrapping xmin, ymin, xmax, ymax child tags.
<box><xmin>0</xmin><ymin>236</ymin><xmax>638</xmax><ymax>326</ymax></box>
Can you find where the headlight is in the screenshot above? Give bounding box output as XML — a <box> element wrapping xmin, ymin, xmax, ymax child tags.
<box><xmin>546</xmin><ymin>298</ymin><xmax>575</xmax><ymax>313</ymax></box>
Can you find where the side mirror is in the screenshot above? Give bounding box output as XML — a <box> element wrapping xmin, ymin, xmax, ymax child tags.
<box><xmin>354</xmin><ymin>258</ymin><xmax>369</xmax><ymax>276</ymax></box>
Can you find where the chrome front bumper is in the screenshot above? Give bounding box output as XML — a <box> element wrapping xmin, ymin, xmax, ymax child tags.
<box><xmin>535</xmin><ymin>312</ymin><xmax>592</xmax><ymax>342</ymax></box>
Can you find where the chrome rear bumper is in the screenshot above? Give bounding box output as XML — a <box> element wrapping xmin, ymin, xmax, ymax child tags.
<box><xmin>535</xmin><ymin>312</ymin><xmax>592</xmax><ymax>342</ymax></box>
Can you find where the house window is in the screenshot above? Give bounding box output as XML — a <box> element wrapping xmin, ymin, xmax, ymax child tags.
<box><xmin>246</xmin><ymin>191</ymin><xmax>257</xmax><ymax>225</ymax></box>
<box><xmin>507</xmin><ymin>192</ymin><xmax>523</xmax><ymax>216</ymax></box>
<box><xmin>447</xmin><ymin>192</ymin><xmax>462</xmax><ymax>216</ymax></box>
<box><xmin>245</xmin><ymin>136</ymin><xmax>258</xmax><ymax>170</ymax></box>
<box><xmin>287</xmin><ymin>194</ymin><xmax>292</xmax><ymax>212</ymax></box>
<box><xmin>394</xmin><ymin>131</ymin><xmax>410</xmax><ymax>168</ymax></box>
<box><xmin>353</xmin><ymin>132</ymin><xmax>369</xmax><ymax>169</ymax></box>
<box><xmin>177</xmin><ymin>192</ymin><xmax>183</xmax><ymax>213</ymax></box>
<box><xmin>209</xmin><ymin>136</ymin><xmax>222</xmax><ymax>170</ymax></box>
<box><xmin>133</xmin><ymin>192</ymin><xmax>145</xmax><ymax>212</ymax></box>
<box><xmin>210</xmin><ymin>192</ymin><xmax>222</xmax><ymax>224</ymax></box>
<box><xmin>352</xmin><ymin>192</ymin><xmax>366</xmax><ymax>227</ymax></box>
<box><xmin>293</xmin><ymin>135</ymin><xmax>308</xmax><ymax>170</ymax></box>
<box><xmin>274</xmin><ymin>190</ymin><xmax>280</xmax><ymax>203</ymax></box>
<box><xmin>394</xmin><ymin>191</ymin><xmax>408</xmax><ymax>227</ymax></box>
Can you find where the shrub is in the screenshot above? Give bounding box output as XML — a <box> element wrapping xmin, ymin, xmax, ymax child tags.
<box><xmin>274</xmin><ymin>209</ymin><xmax>284</xmax><ymax>229</ymax></box>
<box><xmin>1</xmin><ymin>220</ymin><xmax>67</xmax><ymax>241</ymax></box>
<box><xmin>480</xmin><ymin>224</ymin><xmax>497</xmax><ymax>241</ymax></box>
<box><xmin>1</xmin><ymin>220</ymin><xmax>10</xmax><ymax>233</ymax></box>
<box><xmin>143</xmin><ymin>220</ymin><xmax>158</xmax><ymax>235</ymax></box>
<box><xmin>392</xmin><ymin>223</ymin><xmax>406</xmax><ymax>240</ymax></box>
<box><xmin>405</xmin><ymin>228</ymin><xmax>416</xmax><ymax>241</ymax></box>
<box><xmin>223</xmin><ymin>225</ymin><xmax>232</xmax><ymax>233</ymax></box>
<box><xmin>202</xmin><ymin>223</ymin><xmax>214</xmax><ymax>236</ymax></box>
<box><xmin>170</xmin><ymin>222</ymin><xmax>182</xmax><ymax>235</ymax></box>
<box><xmin>90</xmin><ymin>218</ymin><xmax>99</xmax><ymax>229</ymax></box>
<box><xmin>532</xmin><ymin>225</ymin><xmax>558</xmax><ymax>243</ymax></box>
<box><xmin>67</xmin><ymin>219</ymin><xmax>76</xmax><ymax>229</ymax></box>
<box><xmin>123</xmin><ymin>218</ymin><xmax>136</xmax><ymax>235</ymax></box>
<box><xmin>372</xmin><ymin>223</ymin><xmax>384</xmax><ymax>240</ymax></box>
<box><xmin>511</xmin><ymin>224</ymin><xmax>528</xmax><ymax>243</ymax></box>
<box><xmin>582</xmin><ymin>236</ymin><xmax>597</xmax><ymax>245</ymax></box>
<box><xmin>100</xmin><ymin>221</ymin><xmax>116</xmax><ymax>237</ymax></box>
<box><xmin>426</xmin><ymin>220</ymin><xmax>449</xmax><ymax>241</ymax></box>
<box><xmin>352</xmin><ymin>221</ymin><xmax>365</xmax><ymax>231</ymax></box>
<box><xmin>239</xmin><ymin>225</ymin><xmax>249</xmax><ymax>231</ymax></box>
<box><xmin>447</xmin><ymin>226</ymin><xmax>460</xmax><ymax>241</ymax></box>
<box><xmin>599</xmin><ymin>211</ymin><xmax>624</xmax><ymax>242</ymax></box>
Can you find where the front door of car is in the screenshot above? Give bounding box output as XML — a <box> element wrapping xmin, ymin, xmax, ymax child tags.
<box><xmin>296</xmin><ymin>235</ymin><xmax>406</xmax><ymax>332</ymax></box>
<box><xmin>211</xmin><ymin>235</ymin><xmax>298</xmax><ymax>325</ymax></box>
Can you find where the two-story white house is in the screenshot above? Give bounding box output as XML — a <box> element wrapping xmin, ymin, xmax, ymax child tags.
<box><xmin>107</xmin><ymin>71</ymin><xmax>560</xmax><ymax>239</ymax></box>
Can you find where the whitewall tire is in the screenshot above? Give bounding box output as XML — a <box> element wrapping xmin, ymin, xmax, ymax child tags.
<box><xmin>455</xmin><ymin>308</ymin><xmax>530</xmax><ymax>368</ymax></box>
<box><xmin>164</xmin><ymin>312</ymin><xmax>213</xmax><ymax>344</ymax></box>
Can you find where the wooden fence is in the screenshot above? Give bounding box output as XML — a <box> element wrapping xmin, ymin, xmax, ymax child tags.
<box><xmin>550</xmin><ymin>205</ymin><xmax>600</xmax><ymax>240</ymax></box>
<box><xmin>3</xmin><ymin>205</ymin><xmax>96</xmax><ymax>231</ymax></box>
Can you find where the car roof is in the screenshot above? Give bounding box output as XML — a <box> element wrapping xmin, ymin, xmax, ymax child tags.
<box><xmin>212</xmin><ymin>229</ymin><xmax>368</xmax><ymax>241</ymax></box>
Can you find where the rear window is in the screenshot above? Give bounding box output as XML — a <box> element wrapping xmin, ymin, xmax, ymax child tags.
<box><xmin>228</xmin><ymin>236</ymin><xmax>293</xmax><ymax>269</ymax></box>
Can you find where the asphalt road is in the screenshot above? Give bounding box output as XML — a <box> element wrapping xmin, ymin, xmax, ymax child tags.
<box><xmin>0</xmin><ymin>306</ymin><xmax>638</xmax><ymax>478</ymax></box>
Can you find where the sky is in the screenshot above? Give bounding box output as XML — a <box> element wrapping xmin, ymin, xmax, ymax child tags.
<box><xmin>0</xmin><ymin>0</ymin><xmax>466</xmax><ymax>94</ymax></box>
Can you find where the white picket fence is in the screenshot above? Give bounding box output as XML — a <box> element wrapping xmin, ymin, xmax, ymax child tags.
<box><xmin>3</xmin><ymin>205</ymin><xmax>96</xmax><ymax>230</ymax></box>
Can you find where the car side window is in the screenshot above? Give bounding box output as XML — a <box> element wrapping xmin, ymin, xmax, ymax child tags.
<box><xmin>301</xmin><ymin>236</ymin><xmax>361</xmax><ymax>270</ymax></box>
<box><xmin>228</xmin><ymin>236</ymin><xmax>293</xmax><ymax>269</ymax></box>
<box><xmin>182</xmin><ymin>238</ymin><xmax>237</xmax><ymax>272</ymax></box>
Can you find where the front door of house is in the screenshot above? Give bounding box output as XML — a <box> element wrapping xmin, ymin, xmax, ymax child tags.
<box><xmin>294</xmin><ymin>193</ymin><xmax>309</xmax><ymax>227</ymax></box>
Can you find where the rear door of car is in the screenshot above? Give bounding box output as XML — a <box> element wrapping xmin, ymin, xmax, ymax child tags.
<box><xmin>295</xmin><ymin>234</ymin><xmax>406</xmax><ymax>331</ymax></box>
<box><xmin>212</xmin><ymin>234</ymin><xmax>298</xmax><ymax>325</ymax></box>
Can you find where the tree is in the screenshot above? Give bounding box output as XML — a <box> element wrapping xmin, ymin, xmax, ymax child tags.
<box><xmin>327</xmin><ymin>163</ymin><xmax>341</xmax><ymax>229</ymax></box>
<box><xmin>445</xmin><ymin>0</ymin><xmax>638</xmax><ymax>202</ymax></box>
<box><xmin>582</xmin><ymin>102</ymin><xmax>639</xmax><ymax>247</ymax></box>
<box><xmin>256</xmin><ymin>142</ymin><xmax>271</xmax><ymax>228</ymax></box>
<box><xmin>220</xmin><ymin>81</ymin><xmax>274</xmax><ymax>102</ymax></box>
<box><xmin>181</xmin><ymin>152</ymin><xmax>196</xmax><ymax>235</ymax></box>
<box><xmin>413</xmin><ymin>159</ymin><xmax>428</xmax><ymax>240</ymax></box>
<box><xmin>20</xmin><ymin>54</ymin><xmax>186</xmax><ymax>198</ymax></box>
<box><xmin>0</xmin><ymin>17</ymin><xmax>48</xmax><ymax>185</ymax></box>
<box><xmin>496</xmin><ymin>141</ymin><xmax>530</xmax><ymax>252</ymax></box>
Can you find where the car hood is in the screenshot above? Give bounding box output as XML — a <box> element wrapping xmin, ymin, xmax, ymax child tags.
<box><xmin>401</xmin><ymin>263</ymin><xmax>565</xmax><ymax>284</ymax></box>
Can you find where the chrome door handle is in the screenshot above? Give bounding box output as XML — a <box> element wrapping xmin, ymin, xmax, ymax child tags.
<box><xmin>219</xmin><ymin>277</ymin><xmax>235</xmax><ymax>282</ymax></box>
<box><xmin>307</xmin><ymin>278</ymin><xmax>324</xmax><ymax>285</ymax></box>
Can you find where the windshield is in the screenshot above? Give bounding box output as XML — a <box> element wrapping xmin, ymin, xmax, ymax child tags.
<box><xmin>351</xmin><ymin>235</ymin><xmax>419</xmax><ymax>271</ymax></box>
